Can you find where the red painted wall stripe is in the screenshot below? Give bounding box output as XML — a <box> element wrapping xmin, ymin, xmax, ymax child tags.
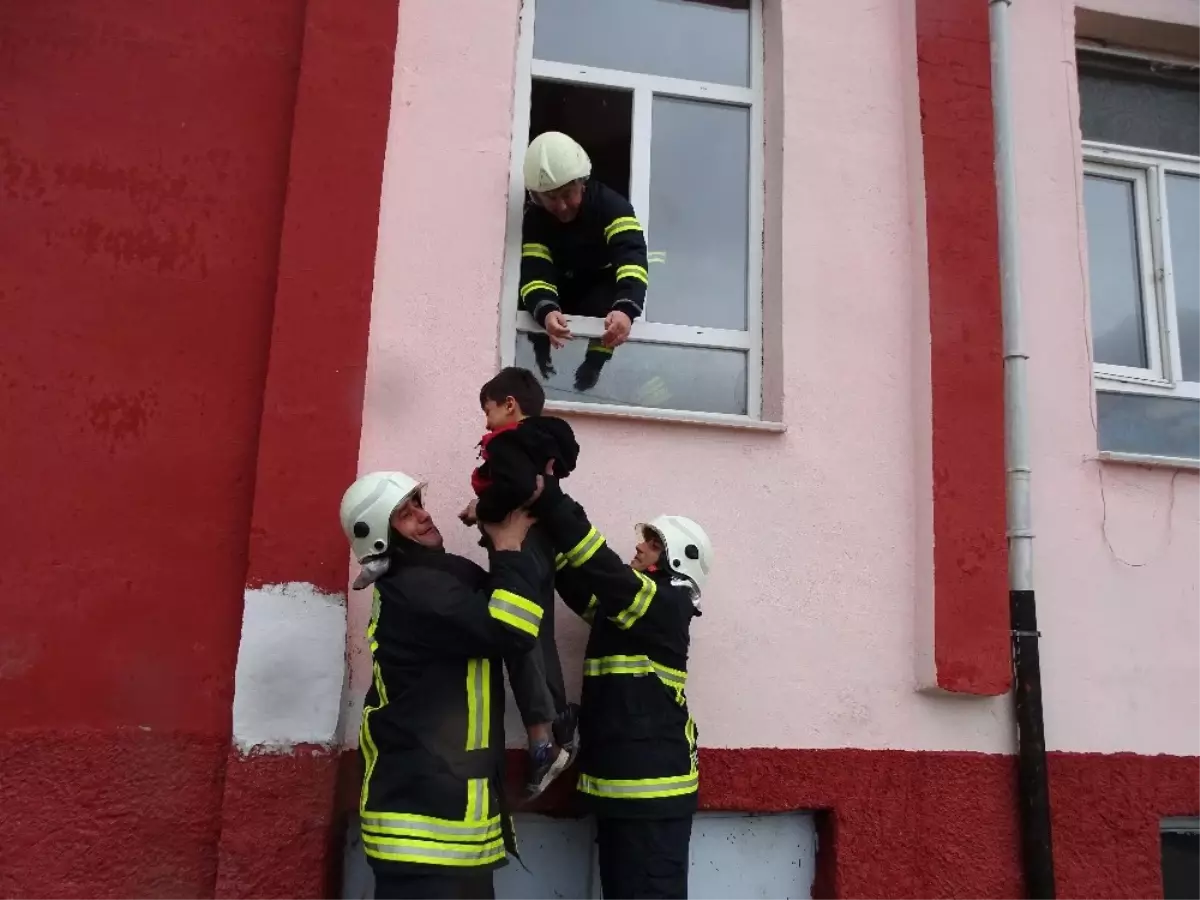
<box><xmin>916</xmin><ymin>0</ymin><xmax>1011</xmax><ymax>695</ymax></box>
<box><xmin>240</xmin><ymin>0</ymin><xmax>401</xmax><ymax>595</ymax></box>
<box><xmin>0</xmin><ymin>2</ymin><xmax>307</xmax><ymax>895</ymax></box>
<box><xmin>214</xmin><ymin>0</ymin><xmax>399</xmax><ymax>896</ymax></box>
<box><xmin>503</xmin><ymin>748</ymin><xmax>1198</xmax><ymax>899</ymax></box>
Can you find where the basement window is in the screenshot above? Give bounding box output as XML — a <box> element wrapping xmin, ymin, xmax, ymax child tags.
<box><xmin>1162</xmin><ymin>817</ymin><xmax>1199</xmax><ymax>900</ymax></box>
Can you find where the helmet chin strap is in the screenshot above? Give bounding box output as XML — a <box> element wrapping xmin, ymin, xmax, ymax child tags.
<box><xmin>353</xmin><ymin>556</ymin><xmax>391</xmax><ymax>590</ymax></box>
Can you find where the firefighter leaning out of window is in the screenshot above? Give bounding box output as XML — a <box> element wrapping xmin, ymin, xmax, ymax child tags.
<box><xmin>520</xmin><ymin>131</ymin><xmax>649</xmax><ymax>393</ymax></box>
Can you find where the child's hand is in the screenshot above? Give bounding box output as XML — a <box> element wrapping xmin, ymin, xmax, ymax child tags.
<box><xmin>458</xmin><ymin>500</ymin><xmax>479</xmax><ymax>526</ymax></box>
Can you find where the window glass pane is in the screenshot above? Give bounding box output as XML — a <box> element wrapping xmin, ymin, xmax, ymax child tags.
<box><xmin>1078</xmin><ymin>56</ymin><xmax>1199</xmax><ymax>156</ymax></box>
<box><xmin>1083</xmin><ymin>175</ymin><xmax>1149</xmax><ymax>369</ymax></box>
<box><xmin>1097</xmin><ymin>392</ymin><xmax>1200</xmax><ymax>459</ymax></box>
<box><xmin>530</xmin><ymin>80</ymin><xmax>633</xmax><ymax>198</ymax></box>
<box><xmin>514</xmin><ymin>334</ymin><xmax>747</xmax><ymax>415</ymax></box>
<box><xmin>1162</xmin><ymin>828</ymin><xmax>1200</xmax><ymax>900</ymax></box>
<box><xmin>533</xmin><ymin>0</ymin><xmax>751</xmax><ymax>87</ymax></box>
<box><xmin>647</xmin><ymin>98</ymin><xmax>750</xmax><ymax>330</ymax></box>
<box><xmin>1167</xmin><ymin>174</ymin><xmax>1199</xmax><ymax>382</ymax></box>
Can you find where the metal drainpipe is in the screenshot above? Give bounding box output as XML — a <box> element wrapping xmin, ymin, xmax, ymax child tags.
<box><xmin>988</xmin><ymin>1</ymin><xmax>1056</xmax><ymax>897</ymax></box>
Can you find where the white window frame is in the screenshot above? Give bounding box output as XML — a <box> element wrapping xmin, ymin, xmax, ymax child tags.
<box><xmin>1083</xmin><ymin>141</ymin><xmax>1200</xmax><ymax>403</ymax></box>
<box><xmin>498</xmin><ymin>0</ymin><xmax>767</xmax><ymax>424</ymax></box>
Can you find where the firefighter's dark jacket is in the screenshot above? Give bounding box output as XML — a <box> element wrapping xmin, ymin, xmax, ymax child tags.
<box><xmin>539</xmin><ymin>496</ymin><xmax>700</xmax><ymax>820</ymax></box>
<box><xmin>520</xmin><ymin>180</ymin><xmax>649</xmax><ymax>327</ymax></box>
<box><xmin>358</xmin><ymin>539</ymin><xmax>545</xmax><ymax>873</ymax></box>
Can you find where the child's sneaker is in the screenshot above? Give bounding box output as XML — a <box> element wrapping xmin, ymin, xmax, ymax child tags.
<box><xmin>526</xmin><ymin>741</ymin><xmax>571</xmax><ymax>798</ymax></box>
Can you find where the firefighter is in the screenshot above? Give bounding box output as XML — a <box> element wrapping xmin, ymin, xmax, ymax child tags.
<box><xmin>339</xmin><ymin>471</ymin><xmax>547</xmax><ymax>900</ymax></box>
<box><xmin>520</xmin><ymin>131</ymin><xmax>649</xmax><ymax>392</ymax></box>
<box><xmin>534</xmin><ymin>486</ymin><xmax>711</xmax><ymax>899</ymax></box>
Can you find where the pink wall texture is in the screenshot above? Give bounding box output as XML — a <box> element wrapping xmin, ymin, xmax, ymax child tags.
<box><xmin>351</xmin><ymin>0</ymin><xmax>1015</xmax><ymax>754</ymax></box>
<box><xmin>1011</xmin><ymin>0</ymin><xmax>1199</xmax><ymax>755</ymax></box>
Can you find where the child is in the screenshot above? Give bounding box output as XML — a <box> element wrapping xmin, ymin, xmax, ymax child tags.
<box><xmin>461</xmin><ymin>366</ymin><xmax>580</xmax><ymax>797</ymax></box>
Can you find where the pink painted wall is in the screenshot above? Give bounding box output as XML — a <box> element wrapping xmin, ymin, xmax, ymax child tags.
<box><xmin>350</xmin><ymin>0</ymin><xmax>1012</xmax><ymax>755</ymax></box>
<box><xmin>1007</xmin><ymin>0</ymin><xmax>1200</xmax><ymax>755</ymax></box>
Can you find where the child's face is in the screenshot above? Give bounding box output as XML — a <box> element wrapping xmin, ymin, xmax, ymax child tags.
<box><xmin>482</xmin><ymin>396</ymin><xmax>522</xmax><ymax>431</ymax></box>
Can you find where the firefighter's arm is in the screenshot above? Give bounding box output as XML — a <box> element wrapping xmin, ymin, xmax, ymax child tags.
<box><xmin>542</xmin><ymin>497</ymin><xmax>671</xmax><ymax>641</ymax></box>
<box><xmin>599</xmin><ymin>190</ymin><xmax>648</xmax><ymax>322</ymax></box>
<box><xmin>474</xmin><ymin>434</ymin><xmax>540</xmax><ymax>525</ymax></box>
<box><xmin>520</xmin><ymin>211</ymin><xmax>561</xmax><ymax>328</ymax></box>
<box><xmin>554</xmin><ymin>566</ymin><xmax>599</xmax><ymax>627</ymax></box>
<box><xmin>399</xmin><ymin>551</ymin><xmax>545</xmax><ymax>657</ymax></box>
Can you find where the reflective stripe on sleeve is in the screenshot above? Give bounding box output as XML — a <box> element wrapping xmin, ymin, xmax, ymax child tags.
<box><xmin>615</xmin><ymin>264</ymin><xmax>648</xmax><ymax>284</ymax></box>
<box><xmin>611</xmin><ymin>571</ymin><xmax>656</xmax><ymax>630</ymax></box>
<box><xmin>563</xmin><ymin>527</ymin><xmax>605</xmax><ymax>568</ymax></box>
<box><xmin>604</xmin><ymin>216</ymin><xmax>642</xmax><ymax>241</ymax></box>
<box><xmin>522</xmin><ymin>242</ymin><xmax>553</xmax><ymax>262</ymax></box>
<box><xmin>520</xmin><ymin>280</ymin><xmax>558</xmax><ymax>300</ymax></box>
<box><xmin>488</xmin><ymin>589</ymin><xmax>543</xmax><ymax>637</ymax></box>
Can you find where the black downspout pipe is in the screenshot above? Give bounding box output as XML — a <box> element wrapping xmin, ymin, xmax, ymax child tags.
<box><xmin>1011</xmin><ymin>590</ymin><xmax>1055</xmax><ymax>898</ymax></box>
<box><xmin>989</xmin><ymin>0</ymin><xmax>1057</xmax><ymax>895</ymax></box>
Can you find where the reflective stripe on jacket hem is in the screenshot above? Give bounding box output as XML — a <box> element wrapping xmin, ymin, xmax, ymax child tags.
<box><xmin>582</xmin><ymin>654</ymin><xmax>686</xmax><ymax>689</ymax></box>
<box><xmin>577</xmin><ymin>771</ymin><xmax>698</xmax><ymax>799</ymax></box>
<box><xmin>362</xmin><ymin>835</ymin><xmax>506</xmax><ymax>866</ymax></box>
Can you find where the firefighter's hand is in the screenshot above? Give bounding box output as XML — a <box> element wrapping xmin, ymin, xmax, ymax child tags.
<box><xmin>458</xmin><ymin>499</ymin><xmax>478</xmax><ymax>526</ymax></box>
<box><xmin>482</xmin><ymin>508</ymin><xmax>536</xmax><ymax>552</ymax></box>
<box><xmin>603</xmin><ymin>310</ymin><xmax>632</xmax><ymax>348</ymax></box>
<box><xmin>543</xmin><ymin>311</ymin><xmax>572</xmax><ymax>349</ymax></box>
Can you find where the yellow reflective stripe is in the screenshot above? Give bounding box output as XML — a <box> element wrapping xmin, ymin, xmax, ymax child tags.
<box><xmin>520</xmin><ymin>279</ymin><xmax>558</xmax><ymax>300</ymax></box>
<box><xmin>522</xmin><ymin>242</ymin><xmax>553</xmax><ymax>262</ymax></box>
<box><xmin>615</xmin><ymin>264</ymin><xmax>648</xmax><ymax>284</ymax></box>
<box><xmin>578</xmin><ymin>771</ymin><xmax>698</xmax><ymax>799</ymax></box>
<box><xmin>465</xmin><ymin>777</ymin><xmax>490</xmax><ymax>822</ymax></box>
<box><xmin>367</xmin><ymin>588</ymin><xmax>382</xmax><ymax>652</ymax></box>
<box><xmin>604</xmin><ymin>216</ymin><xmax>642</xmax><ymax>241</ymax></box>
<box><xmin>359</xmin><ymin>659</ymin><xmax>388</xmax><ymax>812</ymax></box>
<box><xmin>555</xmin><ymin>553</ymin><xmax>568</xmax><ymax>571</ymax></box>
<box><xmin>586</xmin><ymin>342</ymin><xmax>615</xmax><ymax>356</ymax></box>
<box><xmin>583</xmin><ymin>655</ymin><xmax>653</xmax><ymax>677</ymax></box>
<box><xmin>488</xmin><ymin>589</ymin><xmax>543</xmax><ymax>637</ymax></box>
<box><xmin>612</xmin><ymin>571</ymin><xmax>656</xmax><ymax>630</ymax></box>
<box><xmin>564</xmin><ymin>527</ymin><xmax>605</xmax><ymax>568</ymax></box>
<box><xmin>583</xmin><ymin>595</ymin><xmax>598</xmax><ymax>625</ymax></box>
<box><xmin>361</xmin><ymin>814</ymin><xmax>501</xmax><ymax>842</ymax></box>
<box><xmin>465</xmin><ymin>658</ymin><xmax>491</xmax><ymax>751</ymax></box>
<box><xmin>582</xmin><ymin>654</ymin><xmax>687</xmax><ymax>689</ymax></box>
<box><xmin>362</xmin><ymin>835</ymin><xmax>506</xmax><ymax>866</ymax></box>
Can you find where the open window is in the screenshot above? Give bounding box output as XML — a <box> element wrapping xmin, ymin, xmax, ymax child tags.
<box><xmin>501</xmin><ymin>0</ymin><xmax>765</xmax><ymax>423</ymax></box>
<box><xmin>1078</xmin><ymin>48</ymin><xmax>1200</xmax><ymax>462</ymax></box>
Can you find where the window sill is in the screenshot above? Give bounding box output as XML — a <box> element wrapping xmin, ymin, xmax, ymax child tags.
<box><xmin>546</xmin><ymin>399</ymin><xmax>787</xmax><ymax>433</ymax></box>
<box><xmin>1094</xmin><ymin>374</ymin><xmax>1200</xmax><ymax>401</ymax></box>
<box><xmin>1097</xmin><ymin>451</ymin><xmax>1200</xmax><ymax>471</ymax></box>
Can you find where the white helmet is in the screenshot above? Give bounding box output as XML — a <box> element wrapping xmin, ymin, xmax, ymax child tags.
<box><xmin>524</xmin><ymin>131</ymin><xmax>591</xmax><ymax>193</ymax></box>
<box><xmin>339</xmin><ymin>471</ymin><xmax>425</xmax><ymax>563</ymax></box>
<box><xmin>640</xmin><ymin>515</ymin><xmax>713</xmax><ymax>596</ymax></box>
